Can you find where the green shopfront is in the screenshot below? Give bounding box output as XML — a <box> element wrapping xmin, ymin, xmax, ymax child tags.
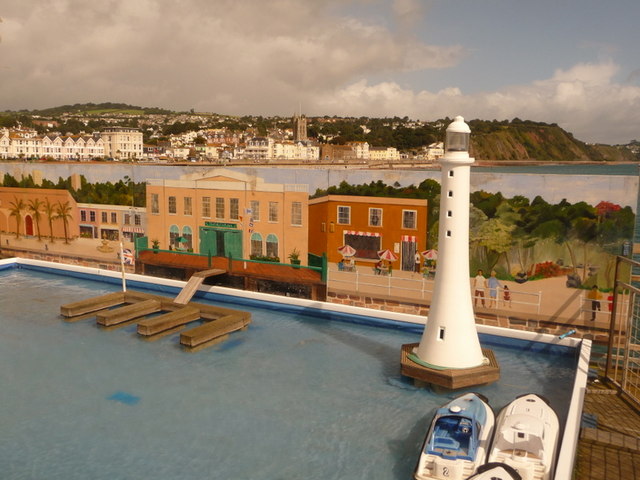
<box><xmin>199</xmin><ymin>221</ymin><xmax>243</xmax><ymax>258</ymax></box>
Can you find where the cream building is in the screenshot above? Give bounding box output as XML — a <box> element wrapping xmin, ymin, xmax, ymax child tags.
<box><xmin>369</xmin><ymin>146</ymin><xmax>400</xmax><ymax>161</ymax></box>
<box><xmin>0</xmin><ymin>126</ymin><xmax>142</xmax><ymax>161</ymax></box>
<box><xmin>100</xmin><ymin>127</ymin><xmax>143</xmax><ymax>159</ymax></box>
<box><xmin>146</xmin><ymin>169</ymin><xmax>309</xmax><ymax>264</ymax></box>
<box><xmin>272</xmin><ymin>141</ymin><xmax>319</xmax><ymax>161</ymax></box>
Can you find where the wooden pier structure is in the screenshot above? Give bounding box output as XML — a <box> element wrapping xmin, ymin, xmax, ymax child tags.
<box><xmin>60</xmin><ymin>275</ymin><xmax>251</xmax><ymax>351</ymax></box>
<box><xmin>400</xmin><ymin>343</ymin><xmax>500</xmax><ymax>390</ymax></box>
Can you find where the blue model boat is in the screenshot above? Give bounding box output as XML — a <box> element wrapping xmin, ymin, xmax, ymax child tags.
<box><xmin>414</xmin><ymin>392</ymin><xmax>495</xmax><ymax>480</ymax></box>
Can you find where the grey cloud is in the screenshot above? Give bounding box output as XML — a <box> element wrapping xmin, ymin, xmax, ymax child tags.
<box><xmin>0</xmin><ymin>0</ymin><xmax>464</xmax><ymax>114</ymax></box>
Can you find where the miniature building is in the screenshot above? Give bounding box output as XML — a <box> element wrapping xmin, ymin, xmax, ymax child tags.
<box><xmin>0</xmin><ymin>187</ymin><xmax>79</xmax><ymax>239</ymax></box>
<box><xmin>308</xmin><ymin>195</ymin><xmax>427</xmax><ymax>271</ymax></box>
<box><xmin>145</xmin><ymin>169</ymin><xmax>309</xmax><ymax>263</ymax></box>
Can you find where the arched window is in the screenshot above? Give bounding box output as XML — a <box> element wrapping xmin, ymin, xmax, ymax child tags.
<box><xmin>266</xmin><ymin>234</ymin><xmax>278</xmax><ymax>259</ymax></box>
<box><xmin>182</xmin><ymin>226</ymin><xmax>193</xmax><ymax>250</ymax></box>
<box><xmin>169</xmin><ymin>225</ymin><xmax>179</xmax><ymax>248</ymax></box>
<box><xmin>251</xmin><ymin>233</ymin><xmax>263</xmax><ymax>257</ymax></box>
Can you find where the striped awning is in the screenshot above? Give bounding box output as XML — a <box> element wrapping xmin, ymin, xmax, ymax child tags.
<box><xmin>402</xmin><ymin>235</ymin><xmax>416</xmax><ymax>242</ymax></box>
<box><xmin>122</xmin><ymin>226</ymin><xmax>144</xmax><ymax>233</ymax></box>
<box><xmin>344</xmin><ymin>230</ymin><xmax>380</xmax><ymax>237</ymax></box>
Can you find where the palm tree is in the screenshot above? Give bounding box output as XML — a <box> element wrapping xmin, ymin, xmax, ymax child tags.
<box><xmin>44</xmin><ymin>198</ymin><xmax>56</xmax><ymax>242</ymax></box>
<box><xmin>27</xmin><ymin>198</ymin><xmax>44</xmax><ymax>241</ymax></box>
<box><xmin>55</xmin><ymin>200</ymin><xmax>73</xmax><ymax>244</ymax></box>
<box><xmin>8</xmin><ymin>197</ymin><xmax>25</xmax><ymax>239</ymax></box>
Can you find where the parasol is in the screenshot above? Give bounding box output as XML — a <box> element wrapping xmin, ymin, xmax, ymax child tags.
<box><xmin>338</xmin><ymin>245</ymin><xmax>357</xmax><ymax>257</ymax></box>
<box><xmin>421</xmin><ymin>249</ymin><xmax>438</xmax><ymax>260</ymax></box>
<box><xmin>377</xmin><ymin>249</ymin><xmax>398</xmax><ymax>261</ymax></box>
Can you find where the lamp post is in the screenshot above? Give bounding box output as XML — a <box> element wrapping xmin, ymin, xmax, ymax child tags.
<box><xmin>413</xmin><ymin>116</ymin><xmax>485</xmax><ymax>369</ymax></box>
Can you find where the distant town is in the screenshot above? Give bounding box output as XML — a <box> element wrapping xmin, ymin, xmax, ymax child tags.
<box><xmin>1</xmin><ymin>103</ymin><xmax>637</xmax><ymax>164</ymax></box>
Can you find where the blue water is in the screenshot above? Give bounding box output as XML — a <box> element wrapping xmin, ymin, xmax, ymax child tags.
<box><xmin>0</xmin><ymin>268</ymin><xmax>577</xmax><ymax>480</ymax></box>
<box><xmin>472</xmin><ymin>163</ymin><xmax>639</xmax><ymax>176</ymax></box>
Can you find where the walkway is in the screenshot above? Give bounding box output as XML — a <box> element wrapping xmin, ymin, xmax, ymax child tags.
<box><xmin>576</xmin><ymin>387</ymin><xmax>640</xmax><ymax>479</ymax></box>
<box><xmin>328</xmin><ymin>264</ymin><xmax>613</xmax><ymax>327</ymax></box>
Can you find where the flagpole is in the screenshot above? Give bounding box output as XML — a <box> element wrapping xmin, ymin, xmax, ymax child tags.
<box><xmin>119</xmin><ymin>240</ymin><xmax>127</xmax><ymax>292</ymax></box>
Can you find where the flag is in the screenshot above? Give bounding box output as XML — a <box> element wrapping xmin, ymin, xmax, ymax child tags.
<box><xmin>122</xmin><ymin>248</ymin><xmax>135</xmax><ymax>265</ymax></box>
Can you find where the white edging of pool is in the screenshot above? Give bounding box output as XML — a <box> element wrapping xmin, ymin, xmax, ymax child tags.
<box><xmin>554</xmin><ymin>337</ymin><xmax>591</xmax><ymax>479</ymax></box>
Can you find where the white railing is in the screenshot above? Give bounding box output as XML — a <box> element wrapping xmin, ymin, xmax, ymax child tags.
<box><xmin>329</xmin><ymin>267</ymin><xmax>543</xmax><ymax>312</ymax></box>
<box><xmin>472</xmin><ymin>287</ymin><xmax>543</xmax><ymax>313</ymax></box>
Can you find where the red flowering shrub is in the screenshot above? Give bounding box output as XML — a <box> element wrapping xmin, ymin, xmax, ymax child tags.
<box><xmin>533</xmin><ymin>261</ymin><xmax>572</xmax><ymax>278</ymax></box>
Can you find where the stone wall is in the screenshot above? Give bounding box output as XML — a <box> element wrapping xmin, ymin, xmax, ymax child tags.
<box><xmin>1</xmin><ymin>247</ymin><xmax>132</xmax><ymax>273</ymax></box>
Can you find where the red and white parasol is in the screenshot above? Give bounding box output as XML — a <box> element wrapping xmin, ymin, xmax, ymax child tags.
<box><xmin>377</xmin><ymin>249</ymin><xmax>398</xmax><ymax>261</ymax></box>
<box><xmin>338</xmin><ymin>245</ymin><xmax>357</xmax><ymax>257</ymax></box>
<box><xmin>421</xmin><ymin>249</ymin><xmax>438</xmax><ymax>260</ymax></box>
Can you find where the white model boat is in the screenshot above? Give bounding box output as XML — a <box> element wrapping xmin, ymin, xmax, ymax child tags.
<box><xmin>414</xmin><ymin>392</ymin><xmax>495</xmax><ymax>480</ymax></box>
<box><xmin>466</xmin><ymin>462</ymin><xmax>522</xmax><ymax>480</ymax></box>
<box><xmin>487</xmin><ymin>393</ymin><xmax>560</xmax><ymax>480</ymax></box>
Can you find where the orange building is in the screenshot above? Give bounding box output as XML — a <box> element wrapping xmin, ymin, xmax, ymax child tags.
<box><xmin>0</xmin><ymin>187</ymin><xmax>79</xmax><ymax>241</ymax></box>
<box><xmin>308</xmin><ymin>195</ymin><xmax>428</xmax><ymax>271</ymax></box>
<box><xmin>145</xmin><ymin>170</ymin><xmax>309</xmax><ymax>264</ymax></box>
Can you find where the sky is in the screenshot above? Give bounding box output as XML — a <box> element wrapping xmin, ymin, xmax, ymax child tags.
<box><xmin>1</xmin><ymin>0</ymin><xmax>639</xmax><ymax>144</ymax></box>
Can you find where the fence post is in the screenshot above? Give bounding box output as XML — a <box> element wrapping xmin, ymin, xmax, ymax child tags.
<box><xmin>537</xmin><ymin>291</ymin><xmax>542</xmax><ymax>314</ymax></box>
<box><xmin>605</xmin><ymin>256</ymin><xmax>622</xmax><ymax>380</ymax></box>
<box><xmin>321</xmin><ymin>253</ymin><xmax>328</xmax><ymax>283</ymax></box>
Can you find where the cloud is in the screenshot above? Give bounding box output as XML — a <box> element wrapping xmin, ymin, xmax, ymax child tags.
<box><xmin>0</xmin><ymin>0</ymin><xmax>464</xmax><ymax>113</ymax></box>
<box><xmin>0</xmin><ymin>1</ymin><xmax>637</xmax><ymax>143</ymax></box>
<box><xmin>311</xmin><ymin>61</ymin><xmax>640</xmax><ymax>144</ymax></box>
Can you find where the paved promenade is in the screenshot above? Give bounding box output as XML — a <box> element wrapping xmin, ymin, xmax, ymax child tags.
<box><xmin>328</xmin><ymin>263</ymin><xmax>615</xmax><ymax>328</ymax></box>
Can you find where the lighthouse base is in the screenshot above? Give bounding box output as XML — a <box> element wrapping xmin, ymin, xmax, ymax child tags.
<box><xmin>400</xmin><ymin>343</ymin><xmax>500</xmax><ymax>390</ymax></box>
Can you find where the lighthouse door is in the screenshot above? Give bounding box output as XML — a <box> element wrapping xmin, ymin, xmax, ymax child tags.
<box><xmin>401</xmin><ymin>236</ymin><xmax>416</xmax><ymax>271</ymax></box>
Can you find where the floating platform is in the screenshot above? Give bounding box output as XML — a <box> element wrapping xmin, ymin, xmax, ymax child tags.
<box><xmin>137</xmin><ymin>306</ymin><xmax>200</xmax><ymax>336</ymax></box>
<box><xmin>96</xmin><ymin>299</ymin><xmax>162</xmax><ymax>327</ymax></box>
<box><xmin>60</xmin><ymin>290</ymin><xmax>251</xmax><ymax>351</ymax></box>
<box><xmin>400</xmin><ymin>343</ymin><xmax>500</xmax><ymax>390</ymax></box>
<box><xmin>180</xmin><ymin>313</ymin><xmax>251</xmax><ymax>349</ymax></box>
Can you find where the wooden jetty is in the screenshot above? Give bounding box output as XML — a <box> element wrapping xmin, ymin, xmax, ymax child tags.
<box><xmin>174</xmin><ymin>269</ymin><xmax>225</xmax><ymax>304</ymax></box>
<box><xmin>137</xmin><ymin>306</ymin><xmax>200</xmax><ymax>336</ymax></box>
<box><xmin>180</xmin><ymin>313</ymin><xmax>251</xmax><ymax>349</ymax></box>
<box><xmin>60</xmin><ymin>275</ymin><xmax>251</xmax><ymax>351</ymax></box>
<box><xmin>96</xmin><ymin>299</ymin><xmax>161</xmax><ymax>327</ymax></box>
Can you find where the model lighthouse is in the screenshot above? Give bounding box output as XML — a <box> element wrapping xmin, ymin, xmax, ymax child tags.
<box><xmin>401</xmin><ymin>116</ymin><xmax>499</xmax><ymax>389</ymax></box>
<box><xmin>415</xmin><ymin>116</ymin><xmax>484</xmax><ymax>368</ymax></box>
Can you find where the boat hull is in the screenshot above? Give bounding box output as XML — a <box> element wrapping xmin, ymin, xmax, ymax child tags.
<box><xmin>487</xmin><ymin>394</ymin><xmax>559</xmax><ymax>480</ymax></box>
<box><xmin>414</xmin><ymin>393</ymin><xmax>495</xmax><ymax>480</ymax></box>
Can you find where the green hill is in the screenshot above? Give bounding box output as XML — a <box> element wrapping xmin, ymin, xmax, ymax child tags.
<box><xmin>27</xmin><ymin>102</ymin><xmax>172</xmax><ymax>116</ymax></box>
<box><xmin>468</xmin><ymin>119</ymin><xmax>636</xmax><ymax>162</ymax></box>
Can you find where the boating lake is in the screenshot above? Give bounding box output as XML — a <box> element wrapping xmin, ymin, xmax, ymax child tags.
<box><xmin>0</xmin><ymin>267</ymin><xmax>577</xmax><ymax>480</ymax></box>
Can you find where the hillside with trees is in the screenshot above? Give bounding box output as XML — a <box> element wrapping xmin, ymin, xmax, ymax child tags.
<box><xmin>1</xmin><ymin>104</ymin><xmax>637</xmax><ymax>161</ymax></box>
<box><xmin>468</xmin><ymin>118</ymin><xmax>637</xmax><ymax>162</ymax></box>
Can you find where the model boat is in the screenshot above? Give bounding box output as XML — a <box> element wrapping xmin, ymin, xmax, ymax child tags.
<box><xmin>414</xmin><ymin>392</ymin><xmax>495</xmax><ymax>480</ymax></box>
<box><xmin>487</xmin><ymin>393</ymin><xmax>560</xmax><ymax>480</ymax></box>
<box><xmin>466</xmin><ymin>462</ymin><xmax>522</xmax><ymax>479</ymax></box>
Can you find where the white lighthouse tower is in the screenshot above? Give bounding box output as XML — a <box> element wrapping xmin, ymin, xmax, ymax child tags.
<box><xmin>414</xmin><ymin>116</ymin><xmax>485</xmax><ymax>369</ymax></box>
